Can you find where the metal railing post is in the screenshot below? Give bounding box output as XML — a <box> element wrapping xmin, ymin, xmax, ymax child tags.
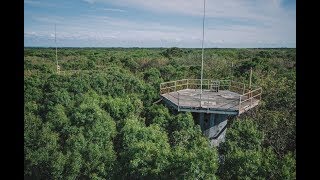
<box><xmin>178</xmin><ymin>92</ymin><xmax>180</xmax><ymax>111</ymax></box>
<box><xmin>187</xmin><ymin>79</ymin><xmax>189</xmax><ymax>89</ymax></box>
<box><xmin>243</xmin><ymin>84</ymin><xmax>245</xmax><ymax>94</ymax></box>
<box><xmin>199</xmin><ymin>90</ymin><xmax>202</xmax><ymax>107</ymax></box>
<box><xmin>239</xmin><ymin>96</ymin><xmax>242</xmax><ymax>113</ymax></box>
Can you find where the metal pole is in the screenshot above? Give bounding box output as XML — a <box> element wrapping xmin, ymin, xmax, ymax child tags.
<box><xmin>243</xmin><ymin>83</ymin><xmax>245</xmax><ymax>94</ymax></box>
<box><xmin>239</xmin><ymin>96</ymin><xmax>242</xmax><ymax>113</ymax></box>
<box><xmin>55</xmin><ymin>24</ymin><xmax>58</xmax><ymax>74</ymax></box>
<box><xmin>178</xmin><ymin>92</ymin><xmax>180</xmax><ymax>111</ymax></box>
<box><xmin>200</xmin><ymin>0</ymin><xmax>206</xmax><ymax>106</ymax></box>
<box><xmin>249</xmin><ymin>67</ymin><xmax>252</xmax><ymax>90</ymax></box>
<box><xmin>249</xmin><ymin>67</ymin><xmax>252</xmax><ymax>99</ymax></box>
<box><xmin>174</xmin><ymin>81</ymin><xmax>177</xmax><ymax>92</ymax></box>
<box><xmin>231</xmin><ymin>62</ymin><xmax>233</xmax><ymax>81</ymax></box>
<box><xmin>187</xmin><ymin>79</ymin><xmax>189</xmax><ymax>89</ymax></box>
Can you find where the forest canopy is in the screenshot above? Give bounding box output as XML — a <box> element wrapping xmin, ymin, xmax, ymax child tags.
<box><xmin>24</xmin><ymin>47</ymin><xmax>296</xmax><ymax>179</ymax></box>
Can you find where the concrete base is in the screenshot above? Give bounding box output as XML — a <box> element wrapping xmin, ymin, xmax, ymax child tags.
<box><xmin>200</xmin><ymin>113</ymin><xmax>229</xmax><ymax>147</ymax></box>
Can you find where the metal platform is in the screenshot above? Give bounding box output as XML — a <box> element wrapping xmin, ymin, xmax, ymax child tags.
<box><xmin>160</xmin><ymin>79</ymin><xmax>262</xmax><ymax>115</ymax></box>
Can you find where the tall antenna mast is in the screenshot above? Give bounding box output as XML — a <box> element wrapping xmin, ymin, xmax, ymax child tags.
<box><xmin>200</xmin><ymin>0</ymin><xmax>206</xmax><ymax>104</ymax></box>
<box><xmin>231</xmin><ymin>61</ymin><xmax>233</xmax><ymax>80</ymax></box>
<box><xmin>249</xmin><ymin>67</ymin><xmax>252</xmax><ymax>89</ymax></box>
<box><xmin>55</xmin><ymin>24</ymin><xmax>59</xmax><ymax>74</ymax></box>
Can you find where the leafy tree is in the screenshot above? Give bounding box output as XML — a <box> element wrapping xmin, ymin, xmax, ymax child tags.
<box><xmin>120</xmin><ymin>57</ymin><xmax>139</xmax><ymax>73</ymax></box>
<box><xmin>24</xmin><ymin>76</ymin><xmax>44</xmax><ymax>102</ymax></box>
<box><xmin>25</xmin><ymin>118</ymin><xmax>62</xmax><ymax>179</ymax></box>
<box><xmin>68</xmin><ymin>74</ymin><xmax>91</xmax><ymax>95</ymax></box>
<box><xmin>46</xmin><ymin>104</ymin><xmax>69</xmax><ymax>132</ymax></box>
<box><xmin>119</xmin><ymin>117</ymin><xmax>171</xmax><ymax>179</ymax></box>
<box><xmin>277</xmin><ymin>152</ymin><xmax>296</xmax><ymax>179</ymax></box>
<box><xmin>145</xmin><ymin>104</ymin><xmax>172</xmax><ymax>129</ymax></box>
<box><xmin>143</xmin><ymin>68</ymin><xmax>163</xmax><ymax>88</ymax></box>
<box><xmin>218</xmin><ymin>119</ymin><xmax>265</xmax><ymax>179</ymax></box>
<box><xmin>25</xmin><ymin>89</ymin><xmax>118</xmax><ymax>179</ymax></box>
<box><xmin>69</xmin><ymin>91</ymin><xmax>117</xmax><ymax>179</ymax></box>
<box><xmin>218</xmin><ymin>119</ymin><xmax>295</xmax><ymax>179</ymax></box>
<box><xmin>170</xmin><ymin>112</ymin><xmax>195</xmax><ymax>133</ymax></box>
<box><xmin>161</xmin><ymin>47</ymin><xmax>185</xmax><ymax>58</ymax></box>
<box><xmin>167</xmin><ymin>112</ymin><xmax>218</xmax><ymax>179</ymax></box>
<box><xmin>42</xmin><ymin>88</ymin><xmax>72</xmax><ymax>111</ymax></box>
<box><xmin>159</xmin><ymin>65</ymin><xmax>177</xmax><ymax>81</ymax></box>
<box><xmin>220</xmin><ymin>118</ymin><xmax>263</xmax><ymax>152</ymax></box>
<box><xmin>102</xmin><ymin>94</ymin><xmax>143</xmax><ymax>128</ymax></box>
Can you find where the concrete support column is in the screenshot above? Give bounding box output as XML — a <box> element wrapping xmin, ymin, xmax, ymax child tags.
<box><xmin>216</xmin><ymin>114</ymin><xmax>228</xmax><ymax>124</ymax></box>
<box><xmin>199</xmin><ymin>113</ymin><xmax>204</xmax><ymax>131</ymax></box>
<box><xmin>209</xmin><ymin>114</ymin><xmax>215</xmax><ymax>128</ymax></box>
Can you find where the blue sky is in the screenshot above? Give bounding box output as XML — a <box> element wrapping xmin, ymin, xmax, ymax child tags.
<box><xmin>24</xmin><ymin>0</ymin><xmax>296</xmax><ymax>48</ymax></box>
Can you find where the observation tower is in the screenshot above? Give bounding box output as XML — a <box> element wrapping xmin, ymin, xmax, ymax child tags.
<box><xmin>160</xmin><ymin>78</ymin><xmax>262</xmax><ymax>146</ymax></box>
<box><xmin>160</xmin><ymin>0</ymin><xmax>262</xmax><ymax>146</ymax></box>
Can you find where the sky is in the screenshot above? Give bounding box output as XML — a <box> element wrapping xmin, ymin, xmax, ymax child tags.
<box><xmin>24</xmin><ymin>0</ymin><xmax>296</xmax><ymax>48</ymax></box>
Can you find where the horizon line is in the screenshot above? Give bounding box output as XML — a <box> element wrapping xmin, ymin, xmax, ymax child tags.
<box><xmin>24</xmin><ymin>46</ymin><xmax>295</xmax><ymax>49</ymax></box>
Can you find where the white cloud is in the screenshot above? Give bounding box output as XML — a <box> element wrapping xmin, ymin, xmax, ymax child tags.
<box><xmin>25</xmin><ymin>0</ymin><xmax>43</xmax><ymax>5</ymax></box>
<box><xmin>103</xmin><ymin>8</ymin><xmax>126</xmax><ymax>12</ymax></box>
<box><xmin>25</xmin><ymin>14</ymin><xmax>295</xmax><ymax>47</ymax></box>
<box><xmin>83</xmin><ymin>0</ymin><xmax>294</xmax><ymax>21</ymax></box>
<box><xmin>83</xmin><ymin>0</ymin><xmax>95</xmax><ymax>4</ymax></box>
<box><xmin>24</xmin><ymin>0</ymin><xmax>57</xmax><ymax>7</ymax></box>
<box><xmin>80</xmin><ymin>0</ymin><xmax>296</xmax><ymax>45</ymax></box>
<box><xmin>24</xmin><ymin>32</ymin><xmax>37</xmax><ymax>37</ymax></box>
<box><xmin>25</xmin><ymin>0</ymin><xmax>296</xmax><ymax>47</ymax></box>
<box><xmin>32</xmin><ymin>16</ymin><xmax>64</xmax><ymax>24</ymax></box>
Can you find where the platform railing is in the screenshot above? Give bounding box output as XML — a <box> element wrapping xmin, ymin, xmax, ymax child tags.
<box><xmin>160</xmin><ymin>79</ymin><xmax>251</xmax><ymax>94</ymax></box>
<box><xmin>160</xmin><ymin>79</ymin><xmax>262</xmax><ymax>113</ymax></box>
<box><xmin>238</xmin><ymin>87</ymin><xmax>262</xmax><ymax>113</ymax></box>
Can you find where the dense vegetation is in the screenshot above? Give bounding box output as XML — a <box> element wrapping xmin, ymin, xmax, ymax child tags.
<box><xmin>24</xmin><ymin>47</ymin><xmax>296</xmax><ymax>179</ymax></box>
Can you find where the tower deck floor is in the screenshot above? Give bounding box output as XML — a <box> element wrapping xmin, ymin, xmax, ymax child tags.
<box><xmin>161</xmin><ymin>89</ymin><xmax>260</xmax><ymax>115</ymax></box>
